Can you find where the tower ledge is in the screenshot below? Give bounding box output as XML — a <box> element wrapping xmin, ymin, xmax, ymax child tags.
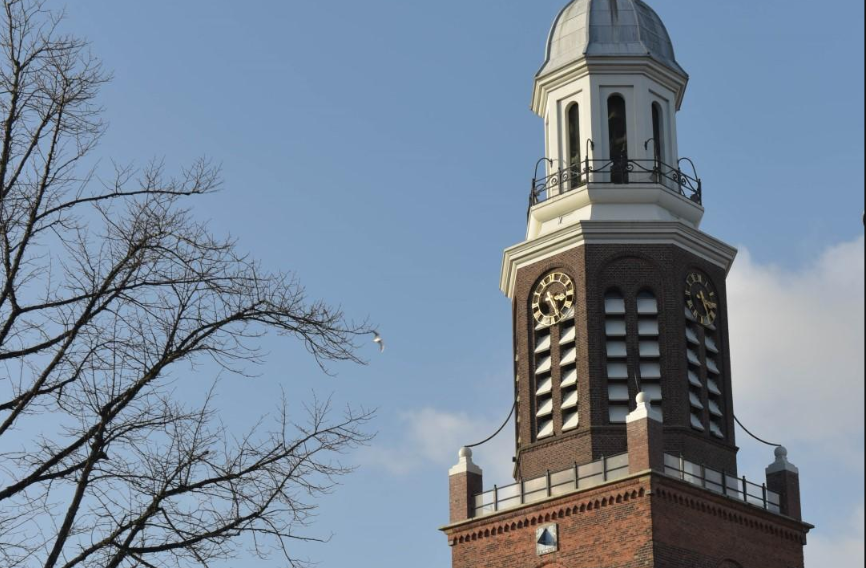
<box><xmin>527</xmin><ymin>181</ymin><xmax>704</xmax><ymax>240</ymax></box>
<box><xmin>500</xmin><ymin>220</ymin><xmax>737</xmax><ymax>299</ymax></box>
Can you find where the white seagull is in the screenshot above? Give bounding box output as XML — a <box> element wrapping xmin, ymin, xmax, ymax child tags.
<box><xmin>372</xmin><ymin>331</ymin><xmax>385</xmax><ymax>353</ymax></box>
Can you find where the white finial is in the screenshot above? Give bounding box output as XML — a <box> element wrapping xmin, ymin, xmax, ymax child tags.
<box><xmin>449</xmin><ymin>446</ymin><xmax>482</xmax><ymax>477</ymax></box>
<box><xmin>626</xmin><ymin>391</ymin><xmax>662</xmax><ymax>424</ymax></box>
<box><xmin>766</xmin><ymin>445</ymin><xmax>798</xmax><ymax>475</ymax></box>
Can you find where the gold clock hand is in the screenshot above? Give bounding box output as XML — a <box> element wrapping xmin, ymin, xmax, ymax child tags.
<box><xmin>545</xmin><ymin>291</ymin><xmax>560</xmax><ymax>317</ymax></box>
<box><xmin>697</xmin><ymin>291</ymin><xmax>710</xmax><ymax>313</ymax></box>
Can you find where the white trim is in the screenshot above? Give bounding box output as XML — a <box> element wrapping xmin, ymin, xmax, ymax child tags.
<box><xmin>627</xmin><ymin>392</ymin><xmax>662</xmax><ymax>423</ymax></box>
<box><xmin>449</xmin><ymin>447</ymin><xmax>483</xmax><ymax>477</ymax></box>
<box><xmin>500</xmin><ymin>220</ymin><xmax>737</xmax><ymax>299</ymax></box>
<box><xmin>525</xmin><ymin>183</ymin><xmax>705</xmax><ymax>238</ymax></box>
<box><xmin>532</xmin><ymin>57</ymin><xmax>689</xmax><ymax>116</ymax></box>
<box><xmin>766</xmin><ymin>447</ymin><xmax>799</xmax><ymax>475</ymax></box>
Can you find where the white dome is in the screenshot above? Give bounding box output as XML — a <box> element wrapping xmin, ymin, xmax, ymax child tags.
<box><xmin>538</xmin><ymin>0</ymin><xmax>686</xmax><ymax>77</ymax></box>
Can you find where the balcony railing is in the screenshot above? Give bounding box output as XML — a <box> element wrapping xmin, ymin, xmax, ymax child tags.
<box><xmin>663</xmin><ymin>453</ymin><xmax>781</xmax><ymax>514</ymax></box>
<box><xmin>529</xmin><ymin>156</ymin><xmax>702</xmax><ymax>210</ymax></box>
<box><xmin>472</xmin><ymin>453</ymin><xmax>629</xmax><ymax>518</ymax></box>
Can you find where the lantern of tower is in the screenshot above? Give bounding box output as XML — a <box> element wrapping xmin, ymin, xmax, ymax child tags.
<box><xmin>527</xmin><ymin>0</ymin><xmax>701</xmax><ymax>241</ymax></box>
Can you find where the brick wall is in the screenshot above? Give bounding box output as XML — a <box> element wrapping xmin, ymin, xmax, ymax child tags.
<box><xmin>652</xmin><ymin>477</ymin><xmax>808</xmax><ymax>568</ymax></box>
<box><xmin>445</xmin><ymin>476</ymin><xmax>654</xmax><ymax>568</ymax></box>
<box><xmin>442</xmin><ymin>474</ymin><xmax>809</xmax><ymax>568</ymax></box>
<box><xmin>513</xmin><ymin>242</ymin><xmax>739</xmax><ymax>480</ymax></box>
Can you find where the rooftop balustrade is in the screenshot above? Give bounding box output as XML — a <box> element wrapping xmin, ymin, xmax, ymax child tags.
<box><xmin>663</xmin><ymin>453</ymin><xmax>781</xmax><ymax>514</ymax></box>
<box><xmin>529</xmin><ymin>156</ymin><xmax>702</xmax><ymax>213</ymax></box>
<box><xmin>471</xmin><ymin>453</ymin><xmax>629</xmax><ymax>519</ymax></box>
<box><xmin>467</xmin><ymin>451</ymin><xmax>784</xmax><ymax>520</ymax></box>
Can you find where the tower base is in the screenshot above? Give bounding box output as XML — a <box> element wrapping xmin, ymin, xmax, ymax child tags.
<box><xmin>441</xmin><ymin>472</ymin><xmax>811</xmax><ymax>568</ymax></box>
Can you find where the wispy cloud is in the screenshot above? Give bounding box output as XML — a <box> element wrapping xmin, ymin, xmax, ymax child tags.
<box><xmin>727</xmin><ymin>236</ymin><xmax>865</xmax><ymax>464</ymax></box>
<box><xmin>805</xmin><ymin>506</ymin><xmax>864</xmax><ymax>568</ymax></box>
<box><xmin>359</xmin><ymin>408</ymin><xmax>515</xmax><ymax>481</ymax></box>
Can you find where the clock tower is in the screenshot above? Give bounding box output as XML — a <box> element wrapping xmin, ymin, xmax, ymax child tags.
<box><xmin>442</xmin><ymin>1</ymin><xmax>813</xmax><ymax>567</ymax></box>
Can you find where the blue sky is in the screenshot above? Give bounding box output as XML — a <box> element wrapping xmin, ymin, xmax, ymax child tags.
<box><xmin>54</xmin><ymin>0</ymin><xmax>866</xmax><ymax>566</ymax></box>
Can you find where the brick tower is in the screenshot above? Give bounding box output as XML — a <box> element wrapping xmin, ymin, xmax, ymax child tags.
<box><xmin>441</xmin><ymin>1</ymin><xmax>813</xmax><ymax>566</ymax></box>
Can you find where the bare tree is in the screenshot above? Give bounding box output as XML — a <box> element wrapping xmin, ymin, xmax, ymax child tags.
<box><xmin>0</xmin><ymin>2</ymin><xmax>374</xmax><ymax>567</ymax></box>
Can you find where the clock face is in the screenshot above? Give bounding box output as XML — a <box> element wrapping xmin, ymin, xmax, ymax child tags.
<box><xmin>685</xmin><ymin>271</ymin><xmax>718</xmax><ymax>326</ymax></box>
<box><xmin>532</xmin><ymin>272</ymin><xmax>575</xmax><ymax>326</ymax></box>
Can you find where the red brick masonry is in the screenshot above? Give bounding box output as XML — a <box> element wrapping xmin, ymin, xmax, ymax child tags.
<box><xmin>441</xmin><ymin>473</ymin><xmax>811</xmax><ymax>568</ymax></box>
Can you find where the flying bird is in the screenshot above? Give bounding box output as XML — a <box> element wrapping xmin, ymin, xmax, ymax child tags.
<box><xmin>372</xmin><ymin>331</ymin><xmax>384</xmax><ymax>353</ymax></box>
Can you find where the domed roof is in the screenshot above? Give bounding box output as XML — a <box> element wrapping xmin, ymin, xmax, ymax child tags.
<box><xmin>538</xmin><ymin>0</ymin><xmax>686</xmax><ymax>77</ymax></box>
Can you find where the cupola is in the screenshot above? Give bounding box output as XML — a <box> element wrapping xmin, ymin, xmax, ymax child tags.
<box><xmin>529</xmin><ymin>0</ymin><xmax>702</xmax><ymax>240</ymax></box>
<box><xmin>538</xmin><ymin>0</ymin><xmax>685</xmax><ymax>78</ymax></box>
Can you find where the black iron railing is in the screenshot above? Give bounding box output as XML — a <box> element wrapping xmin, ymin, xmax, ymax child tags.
<box><xmin>529</xmin><ymin>155</ymin><xmax>703</xmax><ymax>210</ymax></box>
<box><xmin>472</xmin><ymin>453</ymin><xmax>629</xmax><ymax>518</ymax></box>
<box><xmin>663</xmin><ymin>453</ymin><xmax>781</xmax><ymax>514</ymax></box>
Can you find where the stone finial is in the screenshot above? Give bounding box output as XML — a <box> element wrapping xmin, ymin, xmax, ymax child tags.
<box><xmin>626</xmin><ymin>391</ymin><xmax>663</xmax><ymax>424</ymax></box>
<box><xmin>766</xmin><ymin>445</ymin><xmax>799</xmax><ymax>475</ymax></box>
<box><xmin>449</xmin><ymin>446</ymin><xmax>483</xmax><ymax>477</ymax></box>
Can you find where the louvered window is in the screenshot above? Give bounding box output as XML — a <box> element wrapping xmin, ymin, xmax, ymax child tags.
<box><xmin>636</xmin><ymin>291</ymin><xmax>662</xmax><ymax>417</ymax></box>
<box><xmin>705</xmin><ymin>325</ymin><xmax>725</xmax><ymax>438</ymax></box>
<box><xmin>560</xmin><ymin>318</ymin><xmax>579</xmax><ymax>431</ymax></box>
<box><xmin>685</xmin><ymin>307</ymin><xmax>704</xmax><ymax>432</ymax></box>
<box><xmin>605</xmin><ymin>288</ymin><xmax>664</xmax><ymax>423</ymax></box>
<box><xmin>532</xmin><ymin>300</ymin><xmax>581</xmax><ymax>441</ymax></box>
<box><xmin>604</xmin><ymin>290</ymin><xmax>630</xmax><ymax>423</ymax></box>
<box><xmin>534</xmin><ymin>324</ymin><xmax>554</xmax><ymax>439</ymax></box>
<box><xmin>685</xmin><ymin>306</ymin><xmax>726</xmax><ymax>439</ymax></box>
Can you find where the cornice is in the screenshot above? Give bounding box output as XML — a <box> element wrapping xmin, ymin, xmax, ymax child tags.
<box><xmin>439</xmin><ymin>472</ymin><xmax>812</xmax><ymax>546</ymax></box>
<box><xmin>500</xmin><ymin>221</ymin><xmax>738</xmax><ymax>299</ymax></box>
<box><xmin>531</xmin><ymin>56</ymin><xmax>689</xmax><ymax>115</ymax></box>
<box><xmin>653</xmin><ymin>475</ymin><xmax>814</xmax><ymax>535</ymax></box>
<box><xmin>439</xmin><ymin>472</ymin><xmax>650</xmax><ymax>535</ymax></box>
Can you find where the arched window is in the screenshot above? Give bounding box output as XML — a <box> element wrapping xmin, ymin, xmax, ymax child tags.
<box><xmin>651</xmin><ymin>102</ymin><xmax>664</xmax><ymax>166</ymax></box>
<box><xmin>607</xmin><ymin>95</ymin><xmax>628</xmax><ymax>183</ymax></box>
<box><xmin>567</xmin><ymin>103</ymin><xmax>581</xmax><ymax>187</ymax></box>
<box><xmin>604</xmin><ymin>288</ymin><xmax>665</xmax><ymax>423</ymax></box>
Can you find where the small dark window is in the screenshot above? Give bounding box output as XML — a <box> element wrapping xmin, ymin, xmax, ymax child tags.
<box><xmin>567</xmin><ymin>103</ymin><xmax>581</xmax><ymax>187</ymax></box>
<box><xmin>608</xmin><ymin>95</ymin><xmax>628</xmax><ymax>183</ymax></box>
<box><xmin>651</xmin><ymin>103</ymin><xmax>664</xmax><ymax>166</ymax></box>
